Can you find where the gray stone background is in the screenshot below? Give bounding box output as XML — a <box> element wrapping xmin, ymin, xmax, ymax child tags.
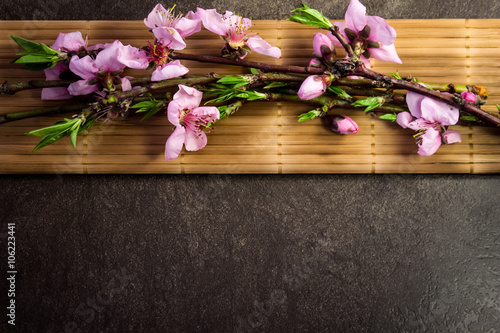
<box><xmin>1</xmin><ymin>0</ymin><xmax>500</xmax><ymax>332</ymax></box>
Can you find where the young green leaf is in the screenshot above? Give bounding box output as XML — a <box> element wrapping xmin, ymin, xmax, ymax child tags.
<box><xmin>70</xmin><ymin>123</ymin><xmax>81</xmax><ymax>148</ymax></box>
<box><xmin>298</xmin><ymin>109</ymin><xmax>322</xmax><ymax>122</ymax></box>
<box><xmin>328</xmin><ymin>86</ymin><xmax>351</xmax><ymax>99</ymax></box>
<box><xmin>460</xmin><ymin>115</ymin><xmax>479</xmax><ymax>122</ymax></box>
<box><xmin>26</xmin><ymin>118</ymin><xmax>78</xmax><ymax>137</ymax></box>
<box><xmin>217</xmin><ymin>75</ymin><xmax>249</xmax><ymax>85</ymax></box>
<box><xmin>352</xmin><ymin>97</ymin><xmax>384</xmax><ymax>112</ymax></box>
<box><xmin>14</xmin><ymin>54</ymin><xmax>56</xmax><ymax>64</ymax></box>
<box><xmin>287</xmin><ymin>4</ymin><xmax>333</xmax><ymax>29</ymax></box>
<box><xmin>496</xmin><ymin>104</ymin><xmax>500</xmax><ymax>112</ymax></box>
<box><xmin>263</xmin><ymin>82</ymin><xmax>288</xmax><ymax>90</ymax></box>
<box><xmin>11</xmin><ymin>35</ymin><xmax>61</xmax><ymax>70</ymax></box>
<box><xmin>250</xmin><ymin>68</ymin><xmax>260</xmax><ymax>75</ymax></box>
<box><xmin>379</xmin><ymin>113</ymin><xmax>397</xmax><ymax>122</ymax></box>
<box><xmin>390</xmin><ymin>71</ymin><xmax>402</xmax><ymax>80</ymax></box>
<box><xmin>32</xmin><ymin>131</ymin><xmax>70</xmax><ymax>152</ymax></box>
<box><xmin>130</xmin><ymin>98</ymin><xmax>164</xmax><ymax>121</ymax></box>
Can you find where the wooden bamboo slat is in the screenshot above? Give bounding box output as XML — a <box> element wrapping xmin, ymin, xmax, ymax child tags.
<box><xmin>0</xmin><ymin>19</ymin><xmax>499</xmax><ymax>174</ymax></box>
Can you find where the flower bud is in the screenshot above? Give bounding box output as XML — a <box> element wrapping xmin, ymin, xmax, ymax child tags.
<box><xmin>297</xmin><ymin>75</ymin><xmax>331</xmax><ymax>100</ymax></box>
<box><xmin>460</xmin><ymin>91</ymin><xmax>476</xmax><ymax>103</ymax></box>
<box><xmin>325</xmin><ymin>115</ymin><xmax>359</xmax><ymax>134</ymax></box>
<box><xmin>312</xmin><ymin>33</ymin><xmax>334</xmax><ymax>57</ymax></box>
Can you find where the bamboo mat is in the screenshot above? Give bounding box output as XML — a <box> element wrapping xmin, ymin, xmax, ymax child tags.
<box><xmin>1</xmin><ymin>20</ymin><xmax>499</xmax><ymax>174</ymax></box>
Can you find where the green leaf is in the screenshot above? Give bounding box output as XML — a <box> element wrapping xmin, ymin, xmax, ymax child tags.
<box><xmin>460</xmin><ymin>115</ymin><xmax>479</xmax><ymax>122</ymax></box>
<box><xmin>352</xmin><ymin>97</ymin><xmax>384</xmax><ymax>112</ymax></box>
<box><xmin>11</xmin><ymin>36</ymin><xmax>61</xmax><ymax>70</ymax></box>
<box><xmin>328</xmin><ymin>86</ymin><xmax>351</xmax><ymax>99</ymax></box>
<box><xmin>32</xmin><ymin>131</ymin><xmax>69</xmax><ymax>152</ymax></box>
<box><xmin>496</xmin><ymin>104</ymin><xmax>500</xmax><ymax>112</ymax></box>
<box><xmin>26</xmin><ymin>118</ymin><xmax>78</xmax><ymax>137</ymax></box>
<box><xmin>11</xmin><ymin>36</ymin><xmax>43</xmax><ymax>53</ymax></box>
<box><xmin>250</xmin><ymin>68</ymin><xmax>260</xmax><ymax>75</ymax></box>
<box><xmin>379</xmin><ymin>113</ymin><xmax>397</xmax><ymax>122</ymax></box>
<box><xmin>390</xmin><ymin>71</ymin><xmax>402</xmax><ymax>80</ymax></box>
<box><xmin>70</xmin><ymin>123</ymin><xmax>81</xmax><ymax>148</ymax></box>
<box><xmin>235</xmin><ymin>91</ymin><xmax>266</xmax><ymax>101</ymax></box>
<box><xmin>263</xmin><ymin>82</ymin><xmax>288</xmax><ymax>89</ymax></box>
<box><xmin>287</xmin><ymin>4</ymin><xmax>333</xmax><ymax>29</ymax></box>
<box><xmin>41</xmin><ymin>43</ymin><xmax>59</xmax><ymax>55</ymax></box>
<box><xmin>130</xmin><ymin>98</ymin><xmax>164</xmax><ymax>121</ymax></box>
<box><xmin>14</xmin><ymin>54</ymin><xmax>54</xmax><ymax>64</ymax></box>
<box><xmin>217</xmin><ymin>75</ymin><xmax>249</xmax><ymax>85</ymax></box>
<box><xmin>298</xmin><ymin>109</ymin><xmax>322</xmax><ymax>122</ymax></box>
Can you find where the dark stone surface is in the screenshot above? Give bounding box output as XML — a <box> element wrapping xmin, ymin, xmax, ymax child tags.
<box><xmin>1</xmin><ymin>1</ymin><xmax>500</xmax><ymax>332</ymax></box>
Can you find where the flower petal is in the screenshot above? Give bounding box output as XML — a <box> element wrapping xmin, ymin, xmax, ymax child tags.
<box><xmin>69</xmin><ymin>55</ymin><xmax>98</xmax><ymax>80</ymax></box>
<box><xmin>175</xmin><ymin>16</ymin><xmax>201</xmax><ymax>37</ymax></box>
<box><xmin>192</xmin><ymin>106</ymin><xmax>220</xmax><ymax>123</ymax></box>
<box><xmin>245</xmin><ymin>36</ymin><xmax>281</xmax><ymax>58</ymax></box>
<box><xmin>312</xmin><ymin>32</ymin><xmax>333</xmax><ymax>56</ymax></box>
<box><xmin>117</xmin><ymin>45</ymin><xmax>149</xmax><ymax>69</ymax></box>
<box><xmin>369</xmin><ymin>43</ymin><xmax>402</xmax><ymax>64</ymax></box>
<box><xmin>95</xmin><ymin>40</ymin><xmax>125</xmax><ymax>72</ymax></box>
<box><xmin>420</xmin><ymin>97</ymin><xmax>459</xmax><ymax>126</ymax></box>
<box><xmin>406</xmin><ymin>90</ymin><xmax>426</xmax><ymax>119</ymax></box>
<box><xmin>197</xmin><ymin>8</ymin><xmax>229</xmax><ymax>36</ymax></box>
<box><xmin>365</xmin><ymin>15</ymin><xmax>397</xmax><ymax>45</ymax></box>
<box><xmin>184</xmin><ymin>127</ymin><xmax>207</xmax><ymax>152</ymax></box>
<box><xmin>418</xmin><ymin>127</ymin><xmax>442</xmax><ymax>156</ymax></box>
<box><xmin>153</xmin><ymin>27</ymin><xmax>186</xmax><ymax>50</ymax></box>
<box><xmin>396</xmin><ymin>111</ymin><xmax>414</xmax><ymax>129</ymax></box>
<box><xmin>41</xmin><ymin>87</ymin><xmax>72</xmax><ymax>100</ymax></box>
<box><xmin>172</xmin><ymin>84</ymin><xmax>203</xmax><ymax>110</ymax></box>
<box><xmin>144</xmin><ymin>4</ymin><xmax>169</xmax><ymax>29</ymax></box>
<box><xmin>151</xmin><ymin>60</ymin><xmax>189</xmax><ymax>81</ymax></box>
<box><xmin>51</xmin><ymin>31</ymin><xmax>86</xmax><ymax>51</ymax></box>
<box><xmin>167</xmin><ymin>100</ymin><xmax>182</xmax><ymax>127</ymax></box>
<box><xmin>120</xmin><ymin>77</ymin><xmax>132</xmax><ymax>91</ymax></box>
<box><xmin>345</xmin><ymin>0</ymin><xmax>367</xmax><ymax>32</ymax></box>
<box><xmin>67</xmin><ymin>80</ymin><xmax>98</xmax><ymax>96</ymax></box>
<box><xmin>442</xmin><ymin>129</ymin><xmax>462</xmax><ymax>145</ymax></box>
<box><xmin>44</xmin><ymin>62</ymin><xmax>68</xmax><ymax>80</ymax></box>
<box><xmin>297</xmin><ymin>75</ymin><xmax>326</xmax><ymax>100</ymax></box>
<box><xmin>165</xmin><ymin>126</ymin><xmax>186</xmax><ymax>161</ymax></box>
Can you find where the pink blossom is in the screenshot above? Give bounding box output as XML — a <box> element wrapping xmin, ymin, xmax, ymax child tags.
<box><xmin>297</xmin><ymin>75</ymin><xmax>331</xmax><ymax>100</ymax></box>
<box><xmin>42</xmin><ymin>32</ymin><xmax>88</xmax><ymax>100</ymax></box>
<box><xmin>331</xmin><ymin>0</ymin><xmax>401</xmax><ymax>65</ymax></box>
<box><xmin>326</xmin><ymin>115</ymin><xmax>359</xmax><ymax>134</ymax></box>
<box><xmin>397</xmin><ymin>90</ymin><xmax>461</xmax><ymax>156</ymax></box>
<box><xmin>144</xmin><ymin>4</ymin><xmax>201</xmax><ymax>50</ymax></box>
<box><xmin>197</xmin><ymin>8</ymin><xmax>281</xmax><ymax>59</ymax></box>
<box><xmin>67</xmin><ymin>40</ymin><xmax>149</xmax><ymax>96</ymax></box>
<box><xmin>165</xmin><ymin>85</ymin><xmax>220</xmax><ymax>161</ymax></box>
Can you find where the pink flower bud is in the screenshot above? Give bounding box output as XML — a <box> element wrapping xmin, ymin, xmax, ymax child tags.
<box><xmin>312</xmin><ymin>32</ymin><xmax>333</xmax><ymax>57</ymax></box>
<box><xmin>297</xmin><ymin>75</ymin><xmax>331</xmax><ymax>100</ymax></box>
<box><xmin>325</xmin><ymin>115</ymin><xmax>359</xmax><ymax>134</ymax></box>
<box><xmin>460</xmin><ymin>91</ymin><xmax>476</xmax><ymax>103</ymax></box>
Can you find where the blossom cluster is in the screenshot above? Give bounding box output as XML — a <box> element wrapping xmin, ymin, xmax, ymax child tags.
<box><xmin>11</xmin><ymin>0</ymin><xmax>483</xmax><ymax>161</ymax></box>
